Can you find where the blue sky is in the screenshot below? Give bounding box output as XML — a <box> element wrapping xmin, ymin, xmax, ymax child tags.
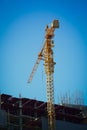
<box><xmin>0</xmin><ymin>0</ymin><xmax>87</xmax><ymax>105</ymax></box>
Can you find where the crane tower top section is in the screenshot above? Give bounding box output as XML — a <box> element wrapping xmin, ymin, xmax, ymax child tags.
<box><xmin>45</xmin><ymin>20</ymin><xmax>59</xmax><ymax>39</ymax></box>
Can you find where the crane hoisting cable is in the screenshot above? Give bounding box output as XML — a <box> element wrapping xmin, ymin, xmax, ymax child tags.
<box><xmin>28</xmin><ymin>20</ymin><xmax>59</xmax><ymax>130</ymax></box>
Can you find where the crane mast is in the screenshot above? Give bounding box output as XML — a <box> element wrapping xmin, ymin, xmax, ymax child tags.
<box><xmin>28</xmin><ymin>20</ymin><xmax>59</xmax><ymax>130</ymax></box>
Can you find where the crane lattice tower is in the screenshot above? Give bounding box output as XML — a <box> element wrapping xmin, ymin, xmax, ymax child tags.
<box><xmin>28</xmin><ymin>20</ymin><xmax>59</xmax><ymax>130</ymax></box>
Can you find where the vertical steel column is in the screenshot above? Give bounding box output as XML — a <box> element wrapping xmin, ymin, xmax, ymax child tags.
<box><xmin>19</xmin><ymin>94</ymin><xmax>22</xmax><ymax>130</ymax></box>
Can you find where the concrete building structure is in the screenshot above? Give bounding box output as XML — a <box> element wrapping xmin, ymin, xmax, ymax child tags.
<box><xmin>0</xmin><ymin>94</ymin><xmax>87</xmax><ymax>130</ymax></box>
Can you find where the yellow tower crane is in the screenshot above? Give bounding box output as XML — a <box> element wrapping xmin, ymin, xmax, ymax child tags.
<box><xmin>28</xmin><ymin>20</ymin><xmax>59</xmax><ymax>130</ymax></box>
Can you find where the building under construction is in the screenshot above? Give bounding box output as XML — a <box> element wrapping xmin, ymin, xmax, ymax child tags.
<box><xmin>0</xmin><ymin>93</ymin><xmax>87</xmax><ymax>130</ymax></box>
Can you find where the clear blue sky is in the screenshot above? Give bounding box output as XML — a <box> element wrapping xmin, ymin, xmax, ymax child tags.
<box><xmin>0</xmin><ymin>0</ymin><xmax>87</xmax><ymax>105</ymax></box>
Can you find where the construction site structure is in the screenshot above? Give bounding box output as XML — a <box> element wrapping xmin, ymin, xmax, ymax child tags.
<box><xmin>58</xmin><ymin>91</ymin><xmax>84</xmax><ymax>106</ymax></box>
<box><xmin>0</xmin><ymin>94</ymin><xmax>87</xmax><ymax>130</ymax></box>
<box><xmin>28</xmin><ymin>20</ymin><xmax>59</xmax><ymax>130</ymax></box>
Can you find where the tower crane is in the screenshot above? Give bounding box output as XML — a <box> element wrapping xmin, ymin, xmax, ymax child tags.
<box><xmin>28</xmin><ymin>20</ymin><xmax>59</xmax><ymax>130</ymax></box>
